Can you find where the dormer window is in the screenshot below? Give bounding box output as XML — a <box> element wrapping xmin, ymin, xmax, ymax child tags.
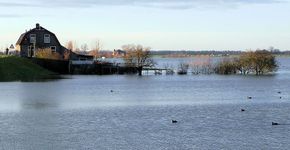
<box><xmin>44</xmin><ymin>34</ymin><xmax>50</xmax><ymax>43</ymax></box>
<box><xmin>30</xmin><ymin>34</ymin><xmax>36</xmax><ymax>43</ymax></box>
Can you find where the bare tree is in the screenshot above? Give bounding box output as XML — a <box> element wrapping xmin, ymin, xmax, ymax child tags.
<box><xmin>66</xmin><ymin>40</ymin><xmax>80</xmax><ymax>53</ymax></box>
<box><xmin>66</xmin><ymin>41</ymin><xmax>74</xmax><ymax>51</ymax></box>
<box><xmin>81</xmin><ymin>43</ymin><xmax>88</xmax><ymax>52</ymax></box>
<box><xmin>74</xmin><ymin>41</ymin><xmax>79</xmax><ymax>52</ymax></box>
<box><xmin>189</xmin><ymin>55</ymin><xmax>213</xmax><ymax>75</ymax></box>
<box><xmin>91</xmin><ymin>40</ymin><xmax>102</xmax><ymax>59</ymax></box>
<box><xmin>164</xmin><ymin>63</ymin><xmax>174</xmax><ymax>75</ymax></box>
<box><xmin>122</xmin><ymin>44</ymin><xmax>154</xmax><ymax>76</ymax></box>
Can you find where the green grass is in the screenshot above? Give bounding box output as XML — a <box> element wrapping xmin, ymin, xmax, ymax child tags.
<box><xmin>0</xmin><ymin>55</ymin><xmax>61</xmax><ymax>82</ymax></box>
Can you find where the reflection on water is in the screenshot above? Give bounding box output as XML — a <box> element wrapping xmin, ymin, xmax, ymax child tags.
<box><xmin>0</xmin><ymin>57</ymin><xmax>290</xmax><ymax>149</ymax></box>
<box><xmin>22</xmin><ymin>102</ymin><xmax>57</xmax><ymax>110</ymax></box>
<box><xmin>19</xmin><ymin>82</ymin><xmax>62</xmax><ymax>110</ymax></box>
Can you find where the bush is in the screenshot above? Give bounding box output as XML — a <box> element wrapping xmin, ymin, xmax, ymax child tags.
<box><xmin>215</xmin><ymin>58</ymin><xmax>237</xmax><ymax>75</ymax></box>
<box><xmin>35</xmin><ymin>48</ymin><xmax>62</xmax><ymax>60</ymax></box>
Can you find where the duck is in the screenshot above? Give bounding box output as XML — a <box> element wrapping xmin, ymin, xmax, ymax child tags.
<box><xmin>241</xmin><ymin>109</ymin><xmax>245</xmax><ymax>112</ymax></box>
<box><xmin>272</xmin><ymin>122</ymin><xmax>279</xmax><ymax>126</ymax></box>
<box><xmin>172</xmin><ymin>120</ymin><xmax>178</xmax><ymax>123</ymax></box>
<box><xmin>247</xmin><ymin>96</ymin><xmax>252</xmax><ymax>99</ymax></box>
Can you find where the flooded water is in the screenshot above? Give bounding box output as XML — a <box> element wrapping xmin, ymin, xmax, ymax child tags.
<box><xmin>0</xmin><ymin>57</ymin><xmax>290</xmax><ymax>149</ymax></box>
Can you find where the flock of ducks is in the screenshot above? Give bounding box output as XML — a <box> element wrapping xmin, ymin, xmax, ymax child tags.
<box><xmin>110</xmin><ymin>89</ymin><xmax>285</xmax><ymax>125</ymax></box>
<box><xmin>244</xmin><ymin>91</ymin><xmax>284</xmax><ymax>126</ymax></box>
<box><xmin>171</xmin><ymin>91</ymin><xmax>286</xmax><ymax>125</ymax></box>
<box><xmin>171</xmin><ymin>91</ymin><xmax>285</xmax><ymax>125</ymax></box>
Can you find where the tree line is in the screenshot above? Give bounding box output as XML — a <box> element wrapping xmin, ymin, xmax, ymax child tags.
<box><xmin>121</xmin><ymin>48</ymin><xmax>279</xmax><ymax>76</ymax></box>
<box><xmin>32</xmin><ymin>41</ymin><xmax>279</xmax><ymax>76</ymax></box>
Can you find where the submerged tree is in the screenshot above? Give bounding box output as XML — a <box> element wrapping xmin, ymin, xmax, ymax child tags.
<box><xmin>251</xmin><ymin>50</ymin><xmax>278</xmax><ymax>75</ymax></box>
<box><xmin>122</xmin><ymin>44</ymin><xmax>154</xmax><ymax>76</ymax></box>
<box><xmin>214</xmin><ymin>58</ymin><xmax>237</xmax><ymax>75</ymax></box>
<box><xmin>190</xmin><ymin>55</ymin><xmax>213</xmax><ymax>74</ymax></box>
<box><xmin>215</xmin><ymin>50</ymin><xmax>278</xmax><ymax>75</ymax></box>
<box><xmin>177</xmin><ymin>62</ymin><xmax>189</xmax><ymax>75</ymax></box>
<box><xmin>164</xmin><ymin>63</ymin><xmax>175</xmax><ymax>75</ymax></box>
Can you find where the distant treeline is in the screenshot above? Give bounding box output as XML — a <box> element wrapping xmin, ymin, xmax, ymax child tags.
<box><xmin>4</xmin><ymin>50</ymin><xmax>288</xmax><ymax>58</ymax></box>
<box><xmin>150</xmin><ymin>50</ymin><xmax>290</xmax><ymax>56</ymax></box>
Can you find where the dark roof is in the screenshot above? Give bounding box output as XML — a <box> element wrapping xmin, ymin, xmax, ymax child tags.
<box><xmin>74</xmin><ymin>52</ymin><xmax>94</xmax><ymax>58</ymax></box>
<box><xmin>16</xmin><ymin>24</ymin><xmax>61</xmax><ymax>46</ymax></box>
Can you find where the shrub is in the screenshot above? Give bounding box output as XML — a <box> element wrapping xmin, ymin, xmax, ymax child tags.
<box><xmin>35</xmin><ymin>48</ymin><xmax>62</xmax><ymax>60</ymax></box>
<box><xmin>215</xmin><ymin>58</ymin><xmax>237</xmax><ymax>75</ymax></box>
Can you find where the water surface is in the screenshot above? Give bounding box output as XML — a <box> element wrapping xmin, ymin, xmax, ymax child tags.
<box><xmin>0</xmin><ymin>57</ymin><xmax>290</xmax><ymax>149</ymax></box>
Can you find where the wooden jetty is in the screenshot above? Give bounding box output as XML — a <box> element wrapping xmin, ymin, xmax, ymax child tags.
<box><xmin>142</xmin><ymin>67</ymin><xmax>174</xmax><ymax>75</ymax></box>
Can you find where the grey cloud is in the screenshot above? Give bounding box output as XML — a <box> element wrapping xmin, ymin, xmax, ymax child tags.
<box><xmin>0</xmin><ymin>2</ymin><xmax>38</xmax><ymax>7</ymax></box>
<box><xmin>45</xmin><ymin>0</ymin><xmax>285</xmax><ymax>7</ymax></box>
<box><xmin>0</xmin><ymin>14</ymin><xmax>24</xmax><ymax>18</ymax></box>
<box><xmin>0</xmin><ymin>0</ymin><xmax>286</xmax><ymax>9</ymax></box>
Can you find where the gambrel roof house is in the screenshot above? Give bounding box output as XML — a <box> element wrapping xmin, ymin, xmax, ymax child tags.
<box><xmin>16</xmin><ymin>23</ymin><xmax>68</xmax><ymax>59</ymax></box>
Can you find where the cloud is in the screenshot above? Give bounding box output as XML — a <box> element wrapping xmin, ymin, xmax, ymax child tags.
<box><xmin>0</xmin><ymin>2</ymin><xmax>37</xmax><ymax>7</ymax></box>
<box><xmin>0</xmin><ymin>14</ymin><xmax>24</xmax><ymax>18</ymax></box>
<box><xmin>0</xmin><ymin>0</ymin><xmax>286</xmax><ymax>9</ymax></box>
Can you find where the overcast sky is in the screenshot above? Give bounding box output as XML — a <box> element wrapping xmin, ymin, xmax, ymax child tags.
<box><xmin>0</xmin><ymin>0</ymin><xmax>290</xmax><ymax>50</ymax></box>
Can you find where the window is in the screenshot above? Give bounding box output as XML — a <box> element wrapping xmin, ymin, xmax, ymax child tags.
<box><xmin>30</xmin><ymin>34</ymin><xmax>36</xmax><ymax>43</ymax></box>
<box><xmin>44</xmin><ymin>34</ymin><xmax>50</xmax><ymax>43</ymax></box>
<box><xmin>51</xmin><ymin>46</ymin><xmax>56</xmax><ymax>53</ymax></box>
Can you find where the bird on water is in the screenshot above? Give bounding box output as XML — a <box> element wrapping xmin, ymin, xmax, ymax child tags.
<box><xmin>172</xmin><ymin>120</ymin><xmax>178</xmax><ymax>123</ymax></box>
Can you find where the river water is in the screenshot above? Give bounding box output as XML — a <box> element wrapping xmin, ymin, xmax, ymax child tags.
<box><xmin>0</xmin><ymin>57</ymin><xmax>290</xmax><ymax>149</ymax></box>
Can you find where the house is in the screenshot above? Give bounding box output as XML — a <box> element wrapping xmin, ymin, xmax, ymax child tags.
<box><xmin>112</xmin><ymin>49</ymin><xmax>126</xmax><ymax>58</ymax></box>
<box><xmin>16</xmin><ymin>23</ymin><xmax>95</xmax><ymax>62</ymax></box>
<box><xmin>16</xmin><ymin>23</ymin><xmax>69</xmax><ymax>60</ymax></box>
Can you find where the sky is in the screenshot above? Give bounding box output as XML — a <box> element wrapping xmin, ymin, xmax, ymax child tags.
<box><xmin>0</xmin><ymin>0</ymin><xmax>290</xmax><ymax>51</ymax></box>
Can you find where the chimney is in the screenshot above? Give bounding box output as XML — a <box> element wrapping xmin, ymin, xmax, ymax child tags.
<box><xmin>36</xmin><ymin>23</ymin><xmax>40</xmax><ymax>29</ymax></box>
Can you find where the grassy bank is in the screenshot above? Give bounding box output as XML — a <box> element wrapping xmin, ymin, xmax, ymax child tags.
<box><xmin>0</xmin><ymin>56</ymin><xmax>61</xmax><ymax>82</ymax></box>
